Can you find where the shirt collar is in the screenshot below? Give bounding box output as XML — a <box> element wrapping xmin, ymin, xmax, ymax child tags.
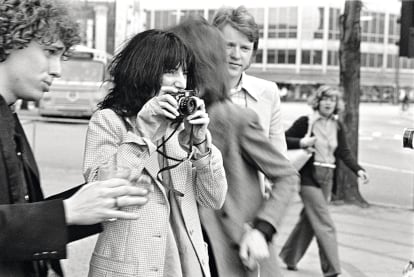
<box><xmin>230</xmin><ymin>73</ymin><xmax>259</xmax><ymax>101</ymax></box>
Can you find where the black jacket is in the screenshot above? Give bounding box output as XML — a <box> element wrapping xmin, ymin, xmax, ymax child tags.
<box><xmin>0</xmin><ymin>96</ymin><xmax>101</xmax><ymax>277</ymax></box>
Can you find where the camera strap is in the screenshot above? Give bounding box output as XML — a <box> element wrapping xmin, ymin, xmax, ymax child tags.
<box><xmin>156</xmin><ymin>121</ymin><xmax>187</xmax><ymax>197</ymax></box>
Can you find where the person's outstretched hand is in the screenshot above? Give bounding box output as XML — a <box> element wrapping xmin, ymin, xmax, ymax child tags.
<box><xmin>63</xmin><ymin>176</ymin><xmax>150</xmax><ymax>225</ymax></box>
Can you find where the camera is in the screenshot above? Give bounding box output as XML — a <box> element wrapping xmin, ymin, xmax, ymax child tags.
<box><xmin>170</xmin><ymin>90</ymin><xmax>198</xmax><ymax>116</ymax></box>
<box><xmin>403</xmin><ymin>128</ymin><xmax>414</xmax><ymax>149</ymax></box>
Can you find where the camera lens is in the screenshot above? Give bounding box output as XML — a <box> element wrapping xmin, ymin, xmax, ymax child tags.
<box><xmin>178</xmin><ymin>97</ymin><xmax>197</xmax><ymax>116</ymax></box>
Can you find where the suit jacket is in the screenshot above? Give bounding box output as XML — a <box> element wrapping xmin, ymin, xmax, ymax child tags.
<box><xmin>285</xmin><ymin>115</ymin><xmax>363</xmax><ymax>187</ymax></box>
<box><xmin>0</xmin><ymin>96</ymin><xmax>101</xmax><ymax>277</ymax></box>
<box><xmin>83</xmin><ymin>109</ymin><xmax>227</xmax><ymax>277</ymax></box>
<box><xmin>199</xmin><ymin>101</ymin><xmax>298</xmax><ymax>277</ymax></box>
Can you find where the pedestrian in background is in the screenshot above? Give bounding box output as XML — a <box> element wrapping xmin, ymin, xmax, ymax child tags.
<box><xmin>279</xmin><ymin>85</ymin><xmax>369</xmax><ymax>277</ymax></box>
<box><xmin>0</xmin><ymin>0</ymin><xmax>149</xmax><ymax>276</ymax></box>
<box><xmin>83</xmin><ymin>29</ymin><xmax>227</xmax><ymax>277</ymax></box>
<box><xmin>171</xmin><ymin>16</ymin><xmax>298</xmax><ymax>277</ymax></box>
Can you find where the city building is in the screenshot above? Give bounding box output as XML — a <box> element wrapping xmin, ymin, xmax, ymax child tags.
<box><xmin>139</xmin><ymin>0</ymin><xmax>412</xmax><ymax>102</ymax></box>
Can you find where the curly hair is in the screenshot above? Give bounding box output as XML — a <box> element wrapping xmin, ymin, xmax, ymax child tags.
<box><xmin>98</xmin><ymin>29</ymin><xmax>194</xmax><ymax>117</ymax></box>
<box><xmin>0</xmin><ymin>0</ymin><xmax>80</xmax><ymax>62</ymax></box>
<box><xmin>309</xmin><ymin>85</ymin><xmax>345</xmax><ymax>115</ymax></box>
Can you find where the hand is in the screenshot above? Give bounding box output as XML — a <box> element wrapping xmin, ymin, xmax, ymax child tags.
<box><xmin>63</xmin><ymin>178</ymin><xmax>149</xmax><ymax>225</ymax></box>
<box><xmin>239</xmin><ymin>226</ymin><xmax>269</xmax><ymax>271</ymax></box>
<box><xmin>299</xmin><ymin>136</ymin><xmax>316</xmax><ymax>148</ymax></box>
<box><xmin>136</xmin><ymin>91</ymin><xmax>179</xmax><ymax>142</ymax></box>
<box><xmin>178</xmin><ymin>97</ymin><xmax>209</xmax><ymax>149</ymax></box>
<box><xmin>358</xmin><ymin>170</ymin><xmax>369</xmax><ymax>184</ymax></box>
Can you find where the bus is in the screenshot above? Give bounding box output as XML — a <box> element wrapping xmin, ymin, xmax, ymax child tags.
<box><xmin>38</xmin><ymin>45</ymin><xmax>112</xmax><ymax>117</ymax></box>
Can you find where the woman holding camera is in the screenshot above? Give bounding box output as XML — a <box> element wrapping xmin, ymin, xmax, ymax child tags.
<box><xmin>279</xmin><ymin>85</ymin><xmax>369</xmax><ymax>277</ymax></box>
<box><xmin>82</xmin><ymin>29</ymin><xmax>227</xmax><ymax>277</ymax></box>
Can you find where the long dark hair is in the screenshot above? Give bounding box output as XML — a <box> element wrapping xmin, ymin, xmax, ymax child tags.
<box><xmin>99</xmin><ymin>29</ymin><xmax>194</xmax><ymax>117</ymax></box>
<box><xmin>169</xmin><ymin>16</ymin><xmax>230</xmax><ymax>108</ymax></box>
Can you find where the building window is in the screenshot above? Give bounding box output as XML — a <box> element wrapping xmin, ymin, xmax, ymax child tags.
<box><xmin>302</xmin><ymin>50</ymin><xmax>311</xmax><ymax>64</ymax></box>
<box><xmin>387</xmin><ymin>54</ymin><xmax>395</xmax><ymax>68</ymax></box>
<box><xmin>361</xmin><ymin>52</ymin><xmax>383</xmax><ymax>68</ymax></box>
<box><xmin>313</xmin><ymin>7</ymin><xmax>324</xmax><ymax>39</ymax></box>
<box><xmin>328</xmin><ymin>8</ymin><xmax>340</xmax><ymax>40</ymax></box>
<box><xmin>313</xmin><ymin>50</ymin><xmax>322</xmax><ymax>64</ymax></box>
<box><xmin>254</xmin><ymin>49</ymin><xmax>263</xmax><ymax>63</ymax></box>
<box><xmin>328</xmin><ymin>50</ymin><xmax>339</xmax><ymax>66</ymax></box>
<box><xmin>267</xmin><ymin>49</ymin><xmax>296</xmax><ymax>64</ymax></box>
<box><xmin>388</xmin><ymin>14</ymin><xmax>400</xmax><ymax>44</ymax></box>
<box><xmin>361</xmin><ymin>11</ymin><xmax>385</xmax><ymax>43</ymax></box>
<box><xmin>288</xmin><ymin>49</ymin><xmax>296</xmax><ymax>64</ymax></box>
<box><xmin>268</xmin><ymin>7</ymin><xmax>298</xmax><ymax>39</ymax></box>
<box><xmin>248</xmin><ymin>8</ymin><xmax>265</xmax><ymax>38</ymax></box>
<box><xmin>154</xmin><ymin>10</ymin><xmax>176</xmax><ymax>29</ymax></box>
<box><xmin>267</xmin><ymin>49</ymin><xmax>276</xmax><ymax>63</ymax></box>
<box><xmin>301</xmin><ymin>50</ymin><xmax>322</xmax><ymax>65</ymax></box>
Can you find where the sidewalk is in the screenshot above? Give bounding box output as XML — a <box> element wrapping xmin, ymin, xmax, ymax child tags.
<box><xmin>62</xmin><ymin>195</ymin><xmax>414</xmax><ymax>277</ymax></box>
<box><xmin>275</xmin><ymin>195</ymin><xmax>414</xmax><ymax>277</ymax></box>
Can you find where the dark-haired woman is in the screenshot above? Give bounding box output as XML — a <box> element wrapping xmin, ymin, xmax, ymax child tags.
<box><xmin>279</xmin><ymin>86</ymin><xmax>369</xmax><ymax>277</ymax></box>
<box><xmin>82</xmin><ymin>29</ymin><xmax>227</xmax><ymax>277</ymax></box>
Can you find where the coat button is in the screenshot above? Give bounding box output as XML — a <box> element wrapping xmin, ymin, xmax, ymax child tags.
<box><xmin>24</xmin><ymin>195</ymin><xmax>29</xmax><ymax>201</ymax></box>
<box><xmin>16</xmin><ymin>152</ymin><xmax>22</xmax><ymax>156</ymax></box>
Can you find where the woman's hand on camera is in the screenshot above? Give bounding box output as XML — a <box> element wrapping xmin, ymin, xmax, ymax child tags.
<box><xmin>178</xmin><ymin>98</ymin><xmax>209</xmax><ymax>149</ymax></box>
<box><xmin>151</xmin><ymin>86</ymin><xmax>182</xmax><ymax>120</ymax></box>
<box><xmin>136</xmin><ymin>90</ymin><xmax>179</xmax><ymax>142</ymax></box>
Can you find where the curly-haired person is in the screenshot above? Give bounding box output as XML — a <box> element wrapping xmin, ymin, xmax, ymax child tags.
<box><xmin>0</xmin><ymin>1</ymin><xmax>150</xmax><ymax>276</ymax></box>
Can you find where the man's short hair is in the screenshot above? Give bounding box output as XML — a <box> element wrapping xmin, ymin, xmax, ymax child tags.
<box><xmin>0</xmin><ymin>0</ymin><xmax>80</xmax><ymax>62</ymax></box>
<box><xmin>212</xmin><ymin>6</ymin><xmax>259</xmax><ymax>53</ymax></box>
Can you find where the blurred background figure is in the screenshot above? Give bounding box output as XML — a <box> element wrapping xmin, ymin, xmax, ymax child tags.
<box><xmin>279</xmin><ymin>85</ymin><xmax>369</xmax><ymax>277</ymax></box>
<box><xmin>170</xmin><ymin>16</ymin><xmax>298</xmax><ymax>277</ymax></box>
<box><xmin>83</xmin><ymin>29</ymin><xmax>227</xmax><ymax>277</ymax></box>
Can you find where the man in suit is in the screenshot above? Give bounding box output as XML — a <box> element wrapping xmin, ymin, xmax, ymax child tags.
<box><xmin>0</xmin><ymin>1</ymin><xmax>149</xmax><ymax>276</ymax></box>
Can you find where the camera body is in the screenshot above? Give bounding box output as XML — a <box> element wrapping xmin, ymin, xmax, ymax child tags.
<box><xmin>170</xmin><ymin>90</ymin><xmax>198</xmax><ymax>116</ymax></box>
<box><xmin>403</xmin><ymin>128</ymin><xmax>414</xmax><ymax>149</ymax></box>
